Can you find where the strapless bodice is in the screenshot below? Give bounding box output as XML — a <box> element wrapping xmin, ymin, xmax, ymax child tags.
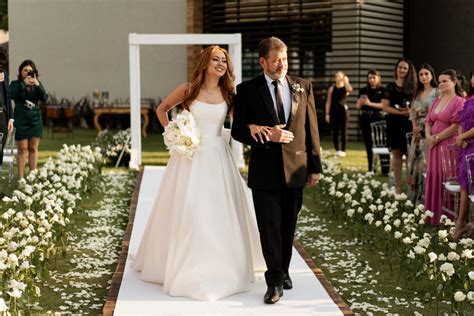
<box><xmin>190</xmin><ymin>100</ymin><xmax>227</xmax><ymax>137</ymax></box>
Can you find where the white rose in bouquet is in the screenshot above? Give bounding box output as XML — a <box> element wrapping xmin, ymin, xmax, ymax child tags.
<box><xmin>163</xmin><ymin>110</ymin><xmax>201</xmax><ymax>159</ymax></box>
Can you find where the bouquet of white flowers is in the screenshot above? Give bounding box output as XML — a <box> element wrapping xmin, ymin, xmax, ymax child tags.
<box><xmin>163</xmin><ymin>110</ymin><xmax>201</xmax><ymax>159</ymax></box>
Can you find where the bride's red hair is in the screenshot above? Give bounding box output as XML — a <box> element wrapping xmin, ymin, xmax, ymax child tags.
<box><xmin>182</xmin><ymin>46</ymin><xmax>235</xmax><ymax>112</ymax></box>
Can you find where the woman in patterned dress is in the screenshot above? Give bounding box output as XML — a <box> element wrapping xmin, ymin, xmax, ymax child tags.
<box><xmin>407</xmin><ymin>64</ymin><xmax>438</xmax><ymax>205</ymax></box>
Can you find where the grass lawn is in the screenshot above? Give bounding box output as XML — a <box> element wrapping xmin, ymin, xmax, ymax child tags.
<box><xmin>37</xmin><ymin>128</ymin><xmax>169</xmax><ymax>166</ymax></box>
<box><xmin>10</xmin><ymin>128</ymin><xmax>428</xmax><ymax>314</ymax></box>
<box><xmin>35</xmin><ymin>128</ymin><xmax>370</xmax><ymax>169</ymax></box>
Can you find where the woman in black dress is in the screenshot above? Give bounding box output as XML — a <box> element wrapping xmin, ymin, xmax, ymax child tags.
<box><xmin>356</xmin><ymin>69</ymin><xmax>387</xmax><ymax>173</ymax></box>
<box><xmin>382</xmin><ymin>58</ymin><xmax>417</xmax><ymax>193</ymax></box>
<box><xmin>325</xmin><ymin>71</ymin><xmax>353</xmax><ymax>157</ymax></box>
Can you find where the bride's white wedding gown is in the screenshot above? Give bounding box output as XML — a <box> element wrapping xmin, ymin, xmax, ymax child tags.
<box><xmin>132</xmin><ymin>100</ymin><xmax>265</xmax><ymax>301</ymax></box>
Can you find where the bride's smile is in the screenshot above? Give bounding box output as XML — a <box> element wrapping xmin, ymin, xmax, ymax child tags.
<box><xmin>207</xmin><ymin>51</ymin><xmax>227</xmax><ymax>77</ymax></box>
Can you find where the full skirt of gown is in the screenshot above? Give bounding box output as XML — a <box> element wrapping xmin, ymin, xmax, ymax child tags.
<box><xmin>131</xmin><ymin>101</ymin><xmax>265</xmax><ymax>301</ymax></box>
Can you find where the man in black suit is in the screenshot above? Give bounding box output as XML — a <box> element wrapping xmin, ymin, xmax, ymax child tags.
<box><xmin>0</xmin><ymin>47</ymin><xmax>14</xmax><ymax>165</ymax></box>
<box><xmin>231</xmin><ymin>37</ymin><xmax>322</xmax><ymax>304</ymax></box>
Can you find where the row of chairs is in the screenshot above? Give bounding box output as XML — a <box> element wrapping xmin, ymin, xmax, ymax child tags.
<box><xmin>370</xmin><ymin>121</ymin><xmax>411</xmax><ymax>186</ymax></box>
<box><xmin>441</xmin><ymin>145</ymin><xmax>474</xmax><ymax>229</ymax></box>
<box><xmin>370</xmin><ymin>120</ymin><xmax>474</xmax><ymax>229</ymax></box>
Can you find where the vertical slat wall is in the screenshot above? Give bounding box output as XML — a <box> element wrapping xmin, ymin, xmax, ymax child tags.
<box><xmin>202</xmin><ymin>0</ymin><xmax>404</xmax><ymax>139</ymax></box>
<box><xmin>329</xmin><ymin>0</ymin><xmax>404</xmax><ymax>138</ymax></box>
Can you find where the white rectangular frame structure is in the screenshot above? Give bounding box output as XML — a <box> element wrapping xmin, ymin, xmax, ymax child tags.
<box><xmin>129</xmin><ymin>33</ymin><xmax>243</xmax><ymax>169</ymax></box>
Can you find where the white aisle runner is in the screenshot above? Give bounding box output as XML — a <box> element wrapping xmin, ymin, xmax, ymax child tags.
<box><xmin>115</xmin><ymin>166</ymin><xmax>343</xmax><ymax>315</ymax></box>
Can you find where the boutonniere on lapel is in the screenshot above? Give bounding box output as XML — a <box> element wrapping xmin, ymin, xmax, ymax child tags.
<box><xmin>290</xmin><ymin>83</ymin><xmax>305</xmax><ymax>94</ymax></box>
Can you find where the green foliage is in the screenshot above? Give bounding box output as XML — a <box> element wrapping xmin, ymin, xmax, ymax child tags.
<box><xmin>300</xmin><ymin>160</ymin><xmax>474</xmax><ymax>314</ymax></box>
<box><xmin>93</xmin><ymin>129</ymin><xmax>131</xmax><ymax>166</ymax></box>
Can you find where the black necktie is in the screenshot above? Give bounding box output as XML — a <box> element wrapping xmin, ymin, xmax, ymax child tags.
<box><xmin>272</xmin><ymin>80</ymin><xmax>286</xmax><ymax>124</ymax></box>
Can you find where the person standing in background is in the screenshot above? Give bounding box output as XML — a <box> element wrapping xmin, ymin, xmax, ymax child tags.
<box><xmin>466</xmin><ymin>71</ymin><xmax>474</xmax><ymax>100</ymax></box>
<box><xmin>356</xmin><ymin>69</ymin><xmax>386</xmax><ymax>173</ymax></box>
<box><xmin>10</xmin><ymin>60</ymin><xmax>48</xmax><ymax>179</ymax></box>
<box><xmin>325</xmin><ymin>71</ymin><xmax>353</xmax><ymax>158</ymax></box>
<box><xmin>452</xmin><ymin>96</ymin><xmax>474</xmax><ymax>240</ymax></box>
<box><xmin>407</xmin><ymin>64</ymin><xmax>438</xmax><ymax>205</ymax></box>
<box><xmin>382</xmin><ymin>58</ymin><xmax>417</xmax><ymax>194</ymax></box>
<box><xmin>0</xmin><ymin>48</ymin><xmax>14</xmax><ymax>168</ymax></box>
<box><xmin>424</xmin><ymin>69</ymin><xmax>464</xmax><ymax>227</ymax></box>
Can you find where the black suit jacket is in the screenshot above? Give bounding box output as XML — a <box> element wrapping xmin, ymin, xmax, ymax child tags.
<box><xmin>1</xmin><ymin>72</ymin><xmax>12</xmax><ymax>121</ymax></box>
<box><xmin>232</xmin><ymin>74</ymin><xmax>322</xmax><ymax>189</ymax></box>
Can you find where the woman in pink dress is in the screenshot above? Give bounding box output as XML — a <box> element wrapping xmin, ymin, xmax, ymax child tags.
<box><xmin>424</xmin><ymin>69</ymin><xmax>465</xmax><ymax>227</ymax></box>
<box><xmin>452</xmin><ymin>73</ymin><xmax>474</xmax><ymax>239</ymax></box>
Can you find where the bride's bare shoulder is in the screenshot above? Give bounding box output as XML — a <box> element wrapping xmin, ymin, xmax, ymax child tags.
<box><xmin>174</xmin><ymin>82</ymin><xmax>191</xmax><ymax>95</ymax></box>
<box><xmin>167</xmin><ymin>83</ymin><xmax>191</xmax><ymax>100</ymax></box>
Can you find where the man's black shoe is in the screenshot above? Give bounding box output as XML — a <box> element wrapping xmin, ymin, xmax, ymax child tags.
<box><xmin>263</xmin><ymin>285</ymin><xmax>283</xmax><ymax>304</ymax></box>
<box><xmin>283</xmin><ymin>273</ymin><xmax>293</xmax><ymax>290</ymax></box>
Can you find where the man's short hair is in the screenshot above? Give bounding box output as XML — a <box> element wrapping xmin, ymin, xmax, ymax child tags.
<box><xmin>258</xmin><ymin>37</ymin><xmax>287</xmax><ymax>59</ymax></box>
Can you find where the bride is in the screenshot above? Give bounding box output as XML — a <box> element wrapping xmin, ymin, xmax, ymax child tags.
<box><xmin>132</xmin><ymin>45</ymin><xmax>265</xmax><ymax>301</ymax></box>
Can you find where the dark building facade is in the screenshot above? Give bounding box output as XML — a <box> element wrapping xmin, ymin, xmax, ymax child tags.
<box><xmin>190</xmin><ymin>0</ymin><xmax>472</xmax><ymax>138</ymax></box>
<box><xmin>405</xmin><ymin>0</ymin><xmax>473</xmax><ymax>86</ymax></box>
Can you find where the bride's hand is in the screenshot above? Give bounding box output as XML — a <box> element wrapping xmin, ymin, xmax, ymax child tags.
<box><xmin>248</xmin><ymin>124</ymin><xmax>271</xmax><ymax>144</ymax></box>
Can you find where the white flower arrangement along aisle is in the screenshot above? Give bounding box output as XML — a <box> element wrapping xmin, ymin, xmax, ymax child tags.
<box><xmin>94</xmin><ymin>128</ymin><xmax>131</xmax><ymax>166</ymax></box>
<box><xmin>314</xmin><ymin>160</ymin><xmax>474</xmax><ymax>312</ymax></box>
<box><xmin>0</xmin><ymin>144</ymin><xmax>104</xmax><ymax>313</ymax></box>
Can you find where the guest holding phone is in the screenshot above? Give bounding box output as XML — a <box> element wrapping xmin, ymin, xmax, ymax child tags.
<box><xmin>10</xmin><ymin>60</ymin><xmax>48</xmax><ymax>179</ymax></box>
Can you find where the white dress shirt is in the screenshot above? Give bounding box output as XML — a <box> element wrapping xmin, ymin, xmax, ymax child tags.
<box><xmin>264</xmin><ymin>73</ymin><xmax>291</xmax><ymax>124</ymax></box>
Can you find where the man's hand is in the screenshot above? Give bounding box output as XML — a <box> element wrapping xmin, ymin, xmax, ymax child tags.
<box><xmin>306</xmin><ymin>173</ymin><xmax>320</xmax><ymax>187</ymax></box>
<box><xmin>268</xmin><ymin>124</ymin><xmax>294</xmax><ymax>143</ymax></box>
<box><xmin>248</xmin><ymin>124</ymin><xmax>272</xmax><ymax>143</ymax></box>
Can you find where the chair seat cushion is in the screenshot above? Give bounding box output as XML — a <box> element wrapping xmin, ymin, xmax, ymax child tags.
<box><xmin>2</xmin><ymin>149</ymin><xmax>17</xmax><ymax>155</ymax></box>
<box><xmin>444</xmin><ymin>181</ymin><xmax>461</xmax><ymax>192</ymax></box>
<box><xmin>372</xmin><ymin>147</ymin><xmax>390</xmax><ymax>155</ymax></box>
<box><xmin>2</xmin><ymin>156</ymin><xmax>14</xmax><ymax>163</ymax></box>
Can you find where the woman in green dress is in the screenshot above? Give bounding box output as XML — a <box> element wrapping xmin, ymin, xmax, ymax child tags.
<box><xmin>407</xmin><ymin>64</ymin><xmax>438</xmax><ymax>205</ymax></box>
<box><xmin>10</xmin><ymin>60</ymin><xmax>48</xmax><ymax>179</ymax></box>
